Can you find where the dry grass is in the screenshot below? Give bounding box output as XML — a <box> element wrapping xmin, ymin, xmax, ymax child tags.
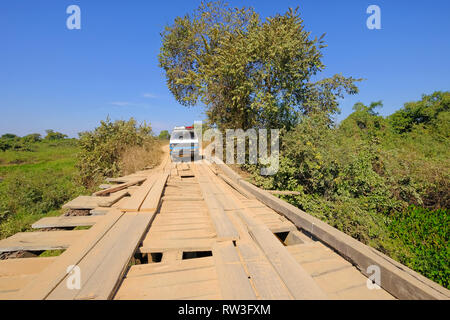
<box><xmin>119</xmin><ymin>141</ymin><xmax>163</xmax><ymax>176</ymax></box>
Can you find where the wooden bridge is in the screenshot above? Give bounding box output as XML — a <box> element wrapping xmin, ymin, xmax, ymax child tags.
<box><xmin>0</xmin><ymin>151</ymin><xmax>448</xmax><ymax>300</ymax></box>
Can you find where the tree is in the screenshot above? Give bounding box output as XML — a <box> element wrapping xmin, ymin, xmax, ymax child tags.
<box><xmin>45</xmin><ymin>130</ymin><xmax>68</xmax><ymax>140</ymax></box>
<box><xmin>1</xmin><ymin>133</ymin><xmax>18</xmax><ymax>140</ymax></box>
<box><xmin>22</xmin><ymin>133</ymin><xmax>42</xmax><ymax>143</ymax></box>
<box><xmin>159</xmin><ymin>1</ymin><xmax>360</xmax><ymax>130</ymax></box>
<box><xmin>158</xmin><ymin>130</ymin><xmax>171</xmax><ymax>140</ymax></box>
<box><xmin>389</xmin><ymin>91</ymin><xmax>450</xmax><ymax>135</ymax></box>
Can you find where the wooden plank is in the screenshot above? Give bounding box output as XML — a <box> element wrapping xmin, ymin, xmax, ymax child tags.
<box><xmin>0</xmin><ymin>257</ymin><xmax>57</xmax><ymax>277</ymax></box>
<box><xmin>62</xmin><ymin>196</ymin><xmax>102</xmax><ymax>210</ymax></box>
<box><xmin>116</xmin><ymin>266</ymin><xmax>217</xmax><ymax>297</ymax></box>
<box><xmin>62</xmin><ymin>190</ymin><xmax>129</xmax><ymax>210</ymax></box>
<box><xmin>106</xmin><ymin>175</ymin><xmax>147</xmax><ymax>183</ymax></box>
<box><xmin>48</xmin><ymin>194</ymin><xmax>160</xmax><ymax>300</ymax></box>
<box><xmin>161</xmin><ymin>196</ymin><xmax>203</xmax><ymax>201</ymax></box>
<box><xmin>140</xmin><ymin>173</ymin><xmax>169</xmax><ymax>213</ymax></box>
<box><xmin>0</xmin><ymin>230</ymin><xmax>86</xmax><ymax>253</ymax></box>
<box><xmin>218</xmin><ymin>162</ymin><xmax>450</xmax><ymax>300</ymax></box>
<box><xmin>217</xmin><ymin>173</ymin><xmax>255</xmax><ymax>199</ymax></box>
<box><xmin>119</xmin><ymin>175</ymin><xmax>158</xmax><ymax>212</ymax></box>
<box><xmin>238</xmin><ymin>210</ymin><xmax>327</xmax><ymax>300</ymax></box>
<box><xmin>150</xmin><ymin>223</ymin><xmax>213</xmax><ymax>232</ymax></box>
<box><xmin>126</xmin><ymin>256</ymin><xmax>214</xmax><ymax>278</ymax></box>
<box><xmin>89</xmin><ymin>208</ymin><xmax>111</xmax><ymax>216</ymax></box>
<box><xmin>146</xmin><ymin>229</ymin><xmax>215</xmax><ymax>241</ymax></box>
<box><xmin>194</xmin><ymin>164</ymin><xmax>239</xmax><ymax>241</ymax></box>
<box><xmin>32</xmin><ymin>216</ymin><xmax>102</xmax><ymax>229</ymax></box>
<box><xmin>212</xmin><ymin>241</ymin><xmax>257</xmax><ymax>300</ymax></box>
<box><xmin>15</xmin><ymin>209</ymin><xmax>124</xmax><ymax>299</ymax></box>
<box><xmin>268</xmin><ymin>190</ymin><xmax>302</xmax><ymax>196</ymax></box>
<box><xmin>93</xmin><ymin>178</ymin><xmax>146</xmax><ymax>196</ymax></box>
<box><xmin>98</xmin><ymin>190</ymin><xmax>130</xmax><ymax>207</ymax></box>
<box><xmin>0</xmin><ymin>274</ymin><xmax>37</xmax><ymax>297</ymax></box>
<box><xmin>139</xmin><ymin>238</ymin><xmax>215</xmax><ymax>253</ymax></box>
<box><xmin>99</xmin><ymin>184</ymin><xmax>113</xmax><ymax>189</ymax></box>
<box><xmin>237</xmin><ymin>241</ymin><xmax>293</xmax><ymax>300</ymax></box>
<box><xmin>115</xmin><ymin>278</ymin><xmax>221</xmax><ymax>300</ymax></box>
<box><xmin>161</xmin><ymin>250</ymin><xmax>183</xmax><ymax>263</ymax></box>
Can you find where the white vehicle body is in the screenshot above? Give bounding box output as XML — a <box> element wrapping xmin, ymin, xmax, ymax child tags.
<box><xmin>169</xmin><ymin>126</ymin><xmax>200</xmax><ymax>160</ymax></box>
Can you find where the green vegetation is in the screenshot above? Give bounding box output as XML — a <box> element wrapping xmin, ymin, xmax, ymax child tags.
<box><xmin>245</xmin><ymin>92</ymin><xmax>449</xmax><ymax>288</ymax></box>
<box><xmin>158</xmin><ymin>130</ymin><xmax>171</xmax><ymax>140</ymax></box>
<box><xmin>77</xmin><ymin>118</ymin><xmax>162</xmax><ymax>188</ymax></box>
<box><xmin>0</xmin><ymin>139</ymin><xmax>86</xmax><ymax>239</ymax></box>
<box><xmin>159</xmin><ymin>1</ymin><xmax>359</xmax><ymax>131</ymax></box>
<box><xmin>160</xmin><ymin>2</ymin><xmax>449</xmax><ymax>288</ymax></box>
<box><xmin>0</xmin><ymin>118</ymin><xmax>163</xmax><ymax>240</ymax></box>
<box><xmin>390</xmin><ymin>206</ymin><xmax>449</xmax><ymax>288</ymax></box>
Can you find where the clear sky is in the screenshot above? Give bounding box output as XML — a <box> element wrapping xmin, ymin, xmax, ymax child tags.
<box><xmin>1</xmin><ymin>0</ymin><xmax>449</xmax><ymax>137</ymax></box>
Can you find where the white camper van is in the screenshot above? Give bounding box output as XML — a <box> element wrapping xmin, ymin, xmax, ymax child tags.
<box><xmin>169</xmin><ymin>126</ymin><xmax>199</xmax><ymax>161</ymax></box>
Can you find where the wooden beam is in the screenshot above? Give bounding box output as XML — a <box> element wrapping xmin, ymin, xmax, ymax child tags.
<box><xmin>32</xmin><ymin>216</ymin><xmax>102</xmax><ymax>229</ymax></box>
<box><xmin>48</xmin><ymin>211</ymin><xmax>158</xmax><ymax>300</ymax></box>
<box><xmin>238</xmin><ymin>210</ymin><xmax>327</xmax><ymax>300</ymax></box>
<box><xmin>119</xmin><ymin>175</ymin><xmax>158</xmax><ymax>212</ymax></box>
<box><xmin>14</xmin><ymin>210</ymin><xmax>124</xmax><ymax>299</ymax></box>
<box><xmin>93</xmin><ymin>178</ymin><xmax>146</xmax><ymax>196</ymax></box>
<box><xmin>140</xmin><ymin>173</ymin><xmax>169</xmax><ymax>213</ymax></box>
<box><xmin>268</xmin><ymin>190</ymin><xmax>301</xmax><ymax>196</ymax></box>
<box><xmin>0</xmin><ymin>257</ymin><xmax>57</xmax><ymax>277</ymax></box>
<box><xmin>212</xmin><ymin>241</ymin><xmax>256</xmax><ymax>300</ymax></box>
<box><xmin>0</xmin><ymin>230</ymin><xmax>87</xmax><ymax>253</ymax></box>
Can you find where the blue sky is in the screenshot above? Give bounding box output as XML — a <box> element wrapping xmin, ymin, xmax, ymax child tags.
<box><xmin>0</xmin><ymin>0</ymin><xmax>449</xmax><ymax>137</ymax></box>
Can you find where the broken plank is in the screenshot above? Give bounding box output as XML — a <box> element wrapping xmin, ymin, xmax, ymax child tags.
<box><xmin>62</xmin><ymin>190</ymin><xmax>129</xmax><ymax>210</ymax></box>
<box><xmin>120</xmin><ymin>175</ymin><xmax>158</xmax><ymax>212</ymax></box>
<box><xmin>0</xmin><ymin>230</ymin><xmax>86</xmax><ymax>253</ymax></box>
<box><xmin>14</xmin><ymin>209</ymin><xmax>124</xmax><ymax>300</ymax></box>
<box><xmin>32</xmin><ymin>216</ymin><xmax>102</xmax><ymax>229</ymax></box>
<box><xmin>98</xmin><ymin>190</ymin><xmax>130</xmax><ymax>207</ymax></box>
<box><xmin>93</xmin><ymin>178</ymin><xmax>146</xmax><ymax>196</ymax></box>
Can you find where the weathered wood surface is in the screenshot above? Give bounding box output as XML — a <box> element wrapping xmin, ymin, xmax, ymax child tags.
<box><xmin>93</xmin><ymin>178</ymin><xmax>146</xmax><ymax>196</ymax></box>
<box><xmin>214</xmin><ymin>157</ymin><xmax>450</xmax><ymax>300</ymax></box>
<box><xmin>5</xmin><ymin>147</ymin><xmax>446</xmax><ymax>300</ymax></box>
<box><xmin>119</xmin><ymin>175</ymin><xmax>157</xmax><ymax>212</ymax></box>
<box><xmin>62</xmin><ymin>190</ymin><xmax>129</xmax><ymax>209</ymax></box>
<box><xmin>0</xmin><ymin>230</ymin><xmax>87</xmax><ymax>253</ymax></box>
<box><xmin>32</xmin><ymin>216</ymin><xmax>101</xmax><ymax>229</ymax></box>
<box><xmin>15</xmin><ymin>210</ymin><xmax>124</xmax><ymax>299</ymax></box>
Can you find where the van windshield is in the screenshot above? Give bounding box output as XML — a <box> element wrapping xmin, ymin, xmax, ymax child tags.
<box><xmin>171</xmin><ymin>130</ymin><xmax>197</xmax><ymax>140</ymax></box>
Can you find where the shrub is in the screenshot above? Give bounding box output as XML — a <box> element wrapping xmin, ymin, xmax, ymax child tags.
<box><xmin>389</xmin><ymin>206</ymin><xmax>449</xmax><ymax>288</ymax></box>
<box><xmin>76</xmin><ymin>118</ymin><xmax>161</xmax><ymax>188</ymax></box>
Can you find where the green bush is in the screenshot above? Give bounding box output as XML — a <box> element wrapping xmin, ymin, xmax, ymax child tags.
<box><xmin>76</xmin><ymin>118</ymin><xmax>160</xmax><ymax>188</ymax></box>
<box><xmin>390</xmin><ymin>206</ymin><xmax>449</xmax><ymax>288</ymax></box>
<box><xmin>244</xmin><ymin>91</ymin><xmax>449</xmax><ymax>288</ymax></box>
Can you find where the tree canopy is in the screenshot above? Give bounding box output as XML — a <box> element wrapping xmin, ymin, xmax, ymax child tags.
<box><xmin>159</xmin><ymin>1</ymin><xmax>360</xmax><ymax>130</ymax></box>
<box><xmin>45</xmin><ymin>130</ymin><xmax>68</xmax><ymax>140</ymax></box>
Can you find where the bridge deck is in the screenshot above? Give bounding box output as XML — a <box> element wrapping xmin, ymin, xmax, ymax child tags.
<box><xmin>1</xmin><ymin>151</ymin><xmax>441</xmax><ymax>299</ymax></box>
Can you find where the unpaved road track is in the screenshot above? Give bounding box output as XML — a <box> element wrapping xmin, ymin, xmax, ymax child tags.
<box><xmin>0</xmin><ymin>152</ymin><xmax>448</xmax><ymax>300</ymax></box>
